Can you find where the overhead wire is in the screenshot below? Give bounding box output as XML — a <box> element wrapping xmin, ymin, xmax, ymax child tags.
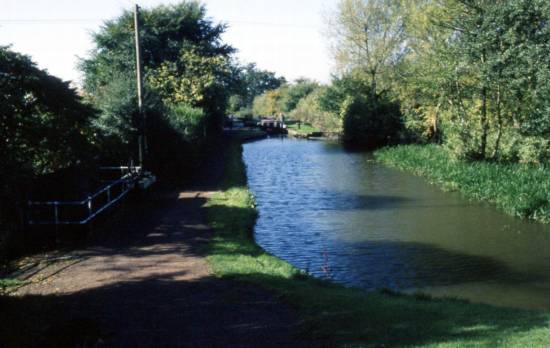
<box><xmin>0</xmin><ymin>18</ymin><xmax>317</xmax><ymax>29</ymax></box>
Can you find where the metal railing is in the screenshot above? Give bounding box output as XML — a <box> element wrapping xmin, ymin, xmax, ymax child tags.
<box><xmin>27</xmin><ymin>167</ymin><xmax>141</xmax><ymax>225</ymax></box>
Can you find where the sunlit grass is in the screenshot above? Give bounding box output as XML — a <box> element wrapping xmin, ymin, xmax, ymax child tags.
<box><xmin>0</xmin><ymin>278</ymin><xmax>24</xmax><ymax>294</ymax></box>
<box><xmin>204</xmin><ymin>132</ymin><xmax>550</xmax><ymax>347</ymax></box>
<box><xmin>375</xmin><ymin>144</ymin><xmax>550</xmax><ymax>223</ymax></box>
<box><xmin>286</xmin><ymin>122</ymin><xmax>321</xmax><ymax>135</ymax></box>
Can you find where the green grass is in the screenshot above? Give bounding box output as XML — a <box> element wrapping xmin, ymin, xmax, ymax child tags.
<box><xmin>0</xmin><ymin>278</ymin><xmax>24</xmax><ymax>294</ymax></box>
<box><xmin>375</xmin><ymin>144</ymin><xmax>550</xmax><ymax>223</ymax></box>
<box><xmin>204</xmin><ymin>131</ymin><xmax>550</xmax><ymax>347</ymax></box>
<box><xmin>286</xmin><ymin>122</ymin><xmax>321</xmax><ymax>135</ymax></box>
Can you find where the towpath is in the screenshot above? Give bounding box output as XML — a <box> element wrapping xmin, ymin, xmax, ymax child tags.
<box><xmin>1</xmin><ymin>141</ymin><xmax>309</xmax><ymax>347</ymax></box>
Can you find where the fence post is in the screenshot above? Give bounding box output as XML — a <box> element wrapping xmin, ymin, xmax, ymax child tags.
<box><xmin>87</xmin><ymin>196</ymin><xmax>93</xmax><ymax>220</ymax></box>
<box><xmin>107</xmin><ymin>187</ymin><xmax>111</xmax><ymax>203</ymax></box>
<box><xmin>54</xmin><ymin>202</ymin><xmax>59</xmax><ymax>225</ymax></box>
<box><xmin>27</xmin><ymin>201</ymin><xmax>33</xmax><ymax>225</ymax></box>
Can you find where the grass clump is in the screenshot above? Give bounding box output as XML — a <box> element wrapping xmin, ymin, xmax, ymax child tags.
<box><xmin>375</xmin><ymin>144</ymin><xmax>550</xmax><ymax>223</ymax></box>
<box><xmin>0</xmin><ymin>278</ymin><xmax>24</xmax><ymax>294</ymax></box>
<box><xmin>204</xmin><ymin>131</ymin><xmax>550</xmax><ymax>347</ymax></box>
<box><xmin>286</xmin><ymin>122</ymin><xmax>321</xmax><ymax>135</ymax></box>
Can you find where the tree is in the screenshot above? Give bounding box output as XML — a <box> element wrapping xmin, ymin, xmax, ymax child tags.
<box><xmin>80</xmin><ymin>1</ymin><xmax>234</xmax><ymax>161</ymax></box>
<box><xmin>439</xmin><ymin>0</ymin><xmax>550</xmax><ymax>161</ymax></box>
<box><xmin>252</xmin><ymin>89</ymin><xmax>286</xmax><ymax>116</ymax></box>
<box><xmin>1</xmin><ymin>47</ymin><xmax>97</xmax><ymax>177</ymax></box>
<box><xmin>227</xmin><ymin>63</ymin><xmax>286</xmax><ymax>116</ymax></box>
<box><xmin>280</xmin><ymin>78</ymin><xmax>319</xmax><ymax>112</ymax></box>
<box><xmin>1</xmin><ymin>46</ymin><xmax>97</xmax><ymax>229</ymax></box>
<box><xmin>290</xmin><ymin>87</ymin><xmax>342</xmax><ymax>131</ymax></box>
<box><xmin>329</xmin><ymin>0</ymin><xmax>406</xmax><ymax>96</ymax></box>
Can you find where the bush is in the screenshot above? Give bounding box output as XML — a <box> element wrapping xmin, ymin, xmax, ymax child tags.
<box><xmin>341</xmin><ymin>94</ymin><xmax>403</xmax><ymax>148</ymax></box>
<box><xmin>517</xmin><ymin>136</ymin><xmax>549</xmax><ymax>165</ymax></box>
<box><xmin>290</xmin><ymin>88</ymin><xmax>341</xmax><ymax>132</ymax></box>
<box><xmin>166</xmin><ymin>103</ymin><xmax>205</xmax><ymax>141</ymax></box>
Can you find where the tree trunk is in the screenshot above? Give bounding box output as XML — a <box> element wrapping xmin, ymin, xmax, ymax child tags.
<box><xmin>492</xmin><ymin>83</ymin><xmax>503</xmax><ymax>159</ymax></box>
<box><xmin>479</xmin><ymin>51</ymin><xmax>489</xmax><ymax>159</ymax></box>
<box><xmin>370</xmin><ymin>70</ymin><xmax>377</xmax><ymax>99</ymax></box>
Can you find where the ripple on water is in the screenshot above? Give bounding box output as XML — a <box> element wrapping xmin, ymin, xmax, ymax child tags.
<box><xmin>243</xmin><ymin>137</ymin><xmax>550</xmax><ymax>310</ymax></box>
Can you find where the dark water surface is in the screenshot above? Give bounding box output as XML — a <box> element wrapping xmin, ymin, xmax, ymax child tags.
<box><xmin>242</xmin><ymin>137</ymin><xmax>550</xmax><ymax>311</ymax></box>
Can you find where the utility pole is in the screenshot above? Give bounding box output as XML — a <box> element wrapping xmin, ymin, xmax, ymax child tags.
<box><xmin>134</xmin><ymin>3</ymin><xmax>146</xmax><ymax>170</ymax></box>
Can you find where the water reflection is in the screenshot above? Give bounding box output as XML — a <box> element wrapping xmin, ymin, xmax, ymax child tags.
<box><xmin>243</xmin><ymin>137</ymin><xmax>550</xmax><ymax>310</ymax></box>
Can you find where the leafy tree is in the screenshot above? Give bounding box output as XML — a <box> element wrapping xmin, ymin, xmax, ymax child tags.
<box><xmin>1</xmin><ymin>47</ymin><xmax>97</xmax><ymax>176</ymax></box>
<box><xmin>227</xmin><ymin>63</ymin><xmax>286</xmax><ymax>116</ymax></box>
<box><xmin>340</xmin><ymin>93</ymin><xmax>402</xmax><ymax>148</ymax></box>
<box><xmin>290</xmin><ymin>87</ymin><xmax>342</xmax><ymax>131</ymax></box>
<box><xmin>1</xmin><ymin>46</ymin><xmax>97</xmax><ymax>229</ymax></box>
<box><xmin>252</xmin><ymin>88</ymin><xmax>286</xmax><ymax>116</ymax></box>
<box><xmin>437</xmin><ymin>0</ymin><xmax>550</xmax><ymax>161</ymax></box>
<box><xmin>329</xmin><ymin>0</ymin><xmax>407</xmax><ymax>96</ymax></box>
<box><xmin>81</xmin><ymin>1</ymin><xmax>234</xmax><ymax>162</ymax></box>
<box><xmin>280</xmin><ymin>78</ymin><xmax>319</xmax><ymax>112</ymax></box>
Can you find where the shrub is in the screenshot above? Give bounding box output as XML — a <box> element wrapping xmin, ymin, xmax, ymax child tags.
<box><xmin>166</xmin><ymin>103</ymin><xmax>205</xmax><ymax>141</ymax></box>
<box><xmin>341</xmin><ymin>94</ymin><xmax>403</xmax><ymax>148</ymax></box>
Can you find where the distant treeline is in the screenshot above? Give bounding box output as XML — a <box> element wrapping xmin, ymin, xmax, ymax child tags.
<box><xmin>251</xmin><ymin>0</ymin><xmax>549</xmax><ymax>159</ymax></box>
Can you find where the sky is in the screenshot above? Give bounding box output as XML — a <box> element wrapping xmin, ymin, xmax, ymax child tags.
<box><xmin>0</xmin><ymin>0</ymin><xmax>338</xmax><ymax>85</ymax></box>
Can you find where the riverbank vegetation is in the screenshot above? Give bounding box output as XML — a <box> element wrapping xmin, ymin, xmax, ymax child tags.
<box><xmin>376</xmin><ymin>145</ymin><xmax>550</xmax><ymax>223</ymax></box>
<box><xmin>205</xmin><ymin>131</ymin><xmax>550</xmax><ymax>347</ymax></box>
<box><xmin>248</xmin><ymin>0</ymin><xmax>549</xmax><ymax>222</ymax></box>
<box><xmin>253</xmin><ymin>0</ymin><xmax>549</xmax><ymax>159</ymax></box>
<box><xmin>286</xmin><ymin>122</ymin><xmax>320</xmax><ymax>136</ymax></box>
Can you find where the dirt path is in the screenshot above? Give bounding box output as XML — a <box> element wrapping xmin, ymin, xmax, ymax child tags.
<box><xmin>1</xmin><ymin>187</ymin><xmax>308</xmax><ymax>347</ymax></box>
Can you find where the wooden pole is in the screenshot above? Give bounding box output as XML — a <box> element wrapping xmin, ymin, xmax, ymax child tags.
<box><xmin>134</xmin><ymin>4</ymin><xmax>146</xmax><ymax>169</ymax></box>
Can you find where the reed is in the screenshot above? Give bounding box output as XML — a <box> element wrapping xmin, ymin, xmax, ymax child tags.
<box><xmin>375</xmin><ymin>144</ymin><xmax>550</xmax><ymax>223</ymax></box>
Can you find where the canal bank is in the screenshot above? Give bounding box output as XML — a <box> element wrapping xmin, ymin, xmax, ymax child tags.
<box><xmin>205</xmin><ymin>132</ymin><xmax>550</xmax><ymax>347</ymax></box>
<box><xmin>375</xmin><ymin>144</ymin><xmax>550</xmax><ymax>224</ymax></box>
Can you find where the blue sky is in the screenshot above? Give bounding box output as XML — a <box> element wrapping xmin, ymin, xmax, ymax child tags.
<box><xmin>0</xmin><ymin>0</ymin><xmax>337</xmax><ymax>85</ymax></box>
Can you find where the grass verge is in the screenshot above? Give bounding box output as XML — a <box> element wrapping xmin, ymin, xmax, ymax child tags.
<box><xmin>286</xmin><ymin>122</ymin><xmax>321</xmax><ymax>135</ymax></box>
<box><xmin>375</xmin><ymin>144</ymin><xmax>550</xmax><ymax>223</ymax></box>
<box><xmin>0</xmin><ymin>278</ymin><xmax>24</xmax><ymax>294</ymax></box>
<box><xmin>204</xmin><ymin>131</ymin><xmax>550</xmax><ymax>347</ymax></box>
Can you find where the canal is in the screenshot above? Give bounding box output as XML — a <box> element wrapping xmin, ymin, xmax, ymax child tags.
<box><xmin>242</xmin><ymin>137</ymin><xmax>550</xmax><ymax>311</ymax></box>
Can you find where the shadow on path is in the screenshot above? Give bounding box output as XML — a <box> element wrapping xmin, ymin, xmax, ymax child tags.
<box><xmin>1</xmin><ymin>189</ymin><xmax>309</xmax><ymax>348</ymax></box>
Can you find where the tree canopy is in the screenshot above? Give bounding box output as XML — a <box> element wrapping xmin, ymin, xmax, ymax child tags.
<box><xmin>80</xmin><ymin>1</ymin><xmax>235</xmax><ymax>162</ymax></box>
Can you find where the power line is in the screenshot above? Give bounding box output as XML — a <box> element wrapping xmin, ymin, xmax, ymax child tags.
<box><xmin>0</xmin><ymin>18</ymin><xmax>103</xmax><ymax>23</ymax></box>
<box><xmin>227</xmin><ymin>20</ymin><xmax>317</xmax><ymax>29</ymax></box>
<box><xmin>0</xmin><ymin>18</ymin><xmax>317</xmax><ymax>29</ymax></box>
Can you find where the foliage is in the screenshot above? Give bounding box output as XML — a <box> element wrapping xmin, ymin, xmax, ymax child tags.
<box><xmin>148</xmin><ymin>49</ymin><xmax>230</xmax><ymax>106</ymax></box>
<box><xmin>279</xmin><ymin>78</ymin><xmax>319</xmax><ymax>112</ymax></box>
<box><xmin>286</xmin><ymin>123</ymin><xmax>321</xmax><ymax>135</ymax></box>
<box><xmin>0</xmin><ymin>46</ymin><xmax>98</xmax><ymax>254</ymax></box>
<box><xmin>227</xmin><ymin>63</ymin><xmax>286</xmax><ymax>114</ymax></box>
<box><xmin>164</xmin><ymin>103</ymin><xmax>205</xmax><ymax>141</ymax></box>
<box><xmin>80</xmin><ymin>1</ymin><xmax>234</xmax><ymax>163</ymax></box>
<box><xmin>329</xmin><ymin>0</ymin><xmax>406</xmax><ymax>96</ymax></box>
<box><xmin>324</xmin><ymin>0</ymin><xmax>549</xmax><ymax>165</ymax></box>
<box><xmin>392</xmin><ymin>0</ymin><xmax>550</xmax><ymax>163</ymax></box>
<box><xmin>290</xmin><ymin>87</ymin><xmax>341</xmax><ymax>132</ymax></box>
<box><xmin>251</xmin><ymin>78</ymin><xmax>321</xmax><ymax>119</ymax></box>
<box><xmin>252</xmin><ymin>88</ymin><xmax>286</xmax><ymax>116</ymax></box>
<box><xmin>1</xmin><ymin>47</ymin><xmax>97</xmax><ymax>227</ymax></box>
<box><xmin>1</xmin><ymin>47</ymin><xmax>98</xmax><ymax>177</ymax></box>
<box><xmin>375</xmin><ymin>144</ymin><xmax>550</xmax><ymax>223</ymax></box>
<box><xmin>341</xmin><ymin>93</ymin><xmax>402</xmax><ymax>148</ymax></box>
<box><xmin>205</xmin><ymin>132</ymin><xmax>550</xmax><ymax>347</ymax></box>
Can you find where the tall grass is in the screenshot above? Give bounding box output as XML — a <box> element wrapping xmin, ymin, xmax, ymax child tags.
<box><xmin>204</xmin><ymin>132</ymin><xmax>550</xmax><ymax>347</ymax></box>
<box><xmin>375</xmin><ymin>144</ymin><xmax>550</xmax><ymax>223</ymax></box>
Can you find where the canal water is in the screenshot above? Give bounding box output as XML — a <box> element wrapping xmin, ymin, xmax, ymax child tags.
<box><xmin>242</xmin><ymin>137</ymin><xmax>550</xmax><ymax>311</ymax></box>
